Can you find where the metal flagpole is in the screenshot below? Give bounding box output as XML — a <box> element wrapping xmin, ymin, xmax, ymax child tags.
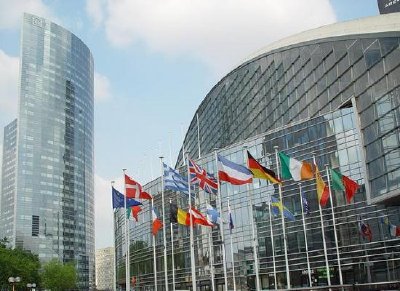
<box><xmin>151</xmin><ymin>198</ymin><xmax>158</xmax><ymax>291</ymax></box>
<box><xmin>273</xmin><ymin>146</ymin><xmax>290</xmax><ymax>289</ymax></box>
<box><xmin>187</xmin><ymin>154</ymin><xmax>197</xmax><ymax>290</ymax></box>
<box><xmin>214</xmin><ymin>150</ymin><xmax>229</xmax><ymax>291</ymax></box>
<box><xmin>111</xmin><ymin>181</ymin><xmax>117</xmax><ymax>291</ymax></box>
<box><xmin>244</xmin><ymin>148</ymin><xmax>260</xmax><ymax>291</ymax></box>
<box><xmin>298</xmin><ymin>183</ymin><xmax>312</xmax><ymax>287</ymax></box>
<box><xmin>325</xmin><ymin>165</ymin><xmax>343</xmax><ymax>285</ymax></box>
<box><xmin>169</xmin><ymin>199</ymin><xmax>176</xmax><ymax>291</ymax></box>
<box><xmin>268</xmin><ymin>202</ymin><xmax>278</xmax><ymax>289</ymax></box>
<box><xmin>205</xmin><ymin>198</ymin><xmax>216</xmax><ymax>291</ymax></box>
<box><xmin>227</xmin><ymin>197</ymin><xmax>237</xmax><ymax>291</ymax></box>
<box><xmin>159</xmin><ymin>157</ymin><xmax>169</xmax><ymax>291</ymax></box>
<box><xmin>123</xmin><ymin>169</ymin><xmax>130</xmax><ymax>291</ymax></box>
<box><xmin>312</xmin><ymin>156</ymin><xmax>331</xmax><ymax>286</ymax></box>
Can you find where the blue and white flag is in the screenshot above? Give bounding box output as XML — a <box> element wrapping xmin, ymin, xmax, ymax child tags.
<box><xmin>206</xmin><ymin>204</ymin><xmax>221</xmax><ymax>225</ymax></box>
<box><xmin>163</xmin><ymin>163</ymin><xmax>191</xmax><ymax>196</ymax></box>
<box><xmin>302</xmin><ymin>193</ymin><xmax>310</xmax><ymax>215</ymax></box>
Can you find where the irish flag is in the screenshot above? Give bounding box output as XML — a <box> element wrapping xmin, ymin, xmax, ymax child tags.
<box><xmin>330</xmin><ymin>168</ymin><xmax>359</xmax><ymax>204</ymax></box>
<box><xmin>279</xmin><ymin>152</ymin><xmax>314</xmax><ymax>181</ymax></box>
<box><xmin>152</xmin><ymin>207</ymin><xmax>163</xmax><ymax>236</ymax></box>
<box><xmin>315</xmin><ymin>164</ymin><xmax>330</xmax><ymax>207</ymax></box>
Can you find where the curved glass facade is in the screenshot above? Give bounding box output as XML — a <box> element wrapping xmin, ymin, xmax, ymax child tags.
<box><xmin>116</xmin><ymin>14</ymin><xmax>400</xmax><ymax>290</ymax></box>
<box><xmin>0</xmin><ymin>13</ymin><xmax>94</xmax><ymax>288</ymax></box>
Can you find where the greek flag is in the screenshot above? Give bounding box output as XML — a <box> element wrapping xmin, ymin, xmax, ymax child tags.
<box><xmin>163</xmin><ymin>163</ymin><xmax>192</xmax><ymax>196</ymax></box>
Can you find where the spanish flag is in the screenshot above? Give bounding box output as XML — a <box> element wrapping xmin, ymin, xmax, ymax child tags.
<box><xmin>247</xmin><ymin>151</ymin><xmax>282</xmax><ymax>184</ymax></box>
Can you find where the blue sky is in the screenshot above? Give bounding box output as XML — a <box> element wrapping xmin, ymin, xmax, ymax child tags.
<box><xmin>0</xmin><ymin>0</ymin><xmax>379</xmax><ymax>249</ymax></box>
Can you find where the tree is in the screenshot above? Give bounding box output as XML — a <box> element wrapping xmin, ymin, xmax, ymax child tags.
<box><xmin>0</xmin><ymin>241</ymin><xmax>41</xmax><ymax>290</ymax></box>
<box><xmin>41</xmin><ymin>259</ymin><xmax>77</xmax><ymax>291</ymax></box>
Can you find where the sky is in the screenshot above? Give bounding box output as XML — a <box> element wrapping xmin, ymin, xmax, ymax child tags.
<box><xmin>0</xmin><ymin>0</ymin><xmax>379</xmax><ymax>249</ymax></box>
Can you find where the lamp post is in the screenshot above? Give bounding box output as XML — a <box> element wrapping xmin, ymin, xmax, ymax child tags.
<box><xmin>27</xmin><ymin>283</ymin><xmax>36</xmax><ymax>291</ymax></box>
<box><xmin>8</xmin><ymin>276</ymin><xmax>21</xmax><ymax>291</ymax></box>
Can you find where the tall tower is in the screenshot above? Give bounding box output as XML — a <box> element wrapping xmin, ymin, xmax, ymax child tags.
<box><xmin>0</xmin><ymin>13</ymin><xmax>94</xmax><ymax>288</ymax></box>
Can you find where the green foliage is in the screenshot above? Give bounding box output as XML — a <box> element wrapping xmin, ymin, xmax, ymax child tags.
<box><xmin>41</xmin><ymin>259</ymin><xmax>77</xmax><ymax>291</ymax></box>
<box><xmin>0</xmin><ymin>242</ymin><xmax>41</xmax><ymax>290</ymax></box>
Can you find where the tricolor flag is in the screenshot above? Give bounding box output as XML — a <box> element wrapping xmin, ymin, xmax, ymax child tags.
<box><xmin>125</xmin><ymin>174</ymin><xmax>153</xmax><ymax>200</ymax></box>
<box><xmin>170</xmin><ymin>203</ymin><xmax>190</xmax><ymax>226</ymax></box>
<box><xmin>131</xmin><ymin>205</ymin><xmax>142</xmax><ymax>222</ymax></box>
<box><xmin>330</xmin><ymin>168</ymin><xmax>359</xmax><ymax>204</ymax></box>
<box><xmin>315</xmin><ymin>164</ymin><xmax>330</xmax><ymax>207</ymax></box>
<box><xmin>112</xmin><ymin>187</ymin><xmax>143</xmax><ymax>209</ymax></box>
<box><xmin>189</xmin><ymin>159</ymin><xmax>218</xmax><ymax>195</ymax></box>
<box><xmin>358</xmin><ymin>219</ymin><xmax>372</xmax><ymax>242</ymax></box>
<box><xmin>390</xmin><ymin>224</ymin><xmax>400</xmax><ymax>237</ymax></box>
<box><xmin>217</xmin><ymin>155</ymin><xmax>252</xmax><ymax>185</ymax></box>
<box><xmin>189</xmin><ymin>207</ymin><xmax>214</xmax><ymax>227</ymax></box>
<box><xmin>279</xmin><ymin>152</ymin><xmax>313</xmax><ymax>181</ymax></box>
<box><xmin>163</xmin><ymin>163</ymin><xmax>191</xmax><ymax>196</ymax></box>
<box><xmin>152</xmin><ymin>207</ymin><xmax>163</xmax><ymax>236</ymax></box>
<box><xmin>270</xmin><ymin>196</ymin><xmax>295</xmax><ymax>221</ymax></box>
<box><xmin>247</xmin><ymin>151</ymin><xmax>282</xmax><ymax>184</ymax></box>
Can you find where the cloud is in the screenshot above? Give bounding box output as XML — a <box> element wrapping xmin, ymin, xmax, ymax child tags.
<box><xmin>0</xmin><ymin>50</ymin><xmax>19</xmax><ymax>117</ymax></box>
<box><xmin>94</xmin><ymin>174</ymin><xmax>123</xmax><ymax>249</ymax></box>
<box><xmin>0</xmin><ymin>0</ymin><xmax>53</xmax><ymax>29</ymax></box>
<box><xmin>102</xmin><ymin>0</ymin><xmax>337</xmax><ymax>75</ymax></box>
<box><xmin>94</xmin><ymin>72</ymin><xmax>112</xmax><ymax>102</ymax></box>
<box><xmin>86</xmin><ymin>0</ymin><xmax>106</xmax><ymax>28</ymax></box>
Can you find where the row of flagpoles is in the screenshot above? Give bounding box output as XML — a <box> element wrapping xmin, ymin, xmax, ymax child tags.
<box><xmin>111</xmin><ymin>146</ymin><xmax>364</xmax><ymax>290</ymax></box>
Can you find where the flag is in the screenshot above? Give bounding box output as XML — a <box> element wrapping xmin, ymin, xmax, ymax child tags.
<box><xmin>170</xmin><ymin>203</ymin><xmax>190</xmax><ymax>226</ymax></box>
<box><xmin>302</xmin><ymin>193</ymin><xmax>310</xmax><ymax>215</ymax></box>
<box><xmin>228</xmin><ymin>205</ymin><xmax>234</xmax><ymax>233</ymax></box>
<box><xmin>189</xmin><ymin>159</ymin><xmax>218</xmax><ymax>195</ymax></box>
<box><xmin>125</xmin><ymin>174</ymin><xmax>153</xmax><ymax>200</ymax></box>
<box><xmin>189</xmin><ymin>207</ymin><xmax>214</xmax><ymax>227</ymax></box>
<box><xmin>270</xmin><ymin>196</ymin><xmax>295</xmax><ymax>221</ymax></box>
<box><xmin>330</xmin><ymin>168</ymin><xmax>359</xmax><ymax>204</ymax></box>
<box><xmin>315</xmin><ymin>164</ymin><xmax>330</xmax><ymax>207</ymax></box>
<box><xmin>163</xmin><ymin>163</ymin><xmax>191</xmax><ymax>196</ymax></box>
<box><xmin>152</xmin><ymin>207</ymin><xmax>163</xmax><ymax>236</ymax></box>
<box><xmin>206</xmin><ymin>204</ymin><xmax>221</xmax><ymax>225</ymax></box>
<box><xmin>390</xmin><ymin>224</ymin><xmax>400</xmax><ymax>237</ymax></box>
<box><xmin>279</xmin><ymin>152</ymin><xmax>313</xmax><ymax>181</ymax></box>
<box><xmin>359</xmin><ymin>220</ymin><xmax>372</xmax><ymax>242</ymax></box>
<box><xmin>247</xmin><ymin>151</ymin><xmax>282</xmax><ymax>184</ymax></box>
<box><xmin>112</xmin><ymin>187</ymin><xmax>143</xmax><ymax>209</ymax></box>
<box><xmin>131</xmin><ymin>205</ymin><xmax>142</xmax><ymax>222</ymax></box>
<box><xmin>217</xmin><ymin>155</ymin><xmax>252</xmax><ymax>185</ymax></box>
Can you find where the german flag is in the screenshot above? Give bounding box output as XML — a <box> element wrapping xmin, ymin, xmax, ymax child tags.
<box><xmin>247</xmin><ymin>151</ymin><xmax>282</xmax><ymax>184</ymax></box>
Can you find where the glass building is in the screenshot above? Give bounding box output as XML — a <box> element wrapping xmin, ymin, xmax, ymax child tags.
<box><xmin>0</xmin><ymin>13</ymin><xmax>94</xmax><ymax>289</ymax></box>
<box><xmin>115</xmin><ymin>13</ymin><xmax>400</xmax><ymax>290</ymax></box>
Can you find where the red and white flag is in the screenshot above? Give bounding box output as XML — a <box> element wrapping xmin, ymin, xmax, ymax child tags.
<box><xmin>189</xmin><ymin>207</ymin><xmax>214</xmax><ymax>227</ymax></box>
<box><xmin>152</xmin><ymin>207</ymin><xmax>163</xmax><ymax>236</ymax></box>
<box><xmin>125</xmin><ymin>174</ymin><xmax>152</xmax><ymax>200</ymax></box>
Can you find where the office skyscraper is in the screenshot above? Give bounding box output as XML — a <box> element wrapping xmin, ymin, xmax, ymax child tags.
<box><xmin>0</xmin><ymin>13</ymin><xmax>94</xmax><ymax>288</ymax></box>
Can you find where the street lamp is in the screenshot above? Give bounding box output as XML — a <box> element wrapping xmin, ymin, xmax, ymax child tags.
<box><xmin>27</xmin><ymin>283</ymin><xmax>36</xmax><ymax>291</ymax></box>
<box><xmin>8</xmin><ymin>276</ymin><xmax>21</xmax><ymax>291</ymax></box>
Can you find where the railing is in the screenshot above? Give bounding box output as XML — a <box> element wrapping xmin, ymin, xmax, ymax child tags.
<box><xmin>268</xmin><ymin>281</ymin><xmax>400</xmax><ymax>291</ymax></box>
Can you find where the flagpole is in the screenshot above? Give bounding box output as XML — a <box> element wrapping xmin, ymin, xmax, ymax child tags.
<box><xmin>325</xmin><ymin>165</ymin><xmax>343</xmax><ymax>285</ymax></box>
<box><xmin>274</xmin><ymin>146</ymin><xmax>290</xmax><ymax>289</ymax></box>
<box><xmin>312</xmin><ymin>156</ymin><xmax>331</xmax><ymax>286</ymax></box>
<box><xmin>268</xmin><ymin>202</ymin><xmax>277</xmax><ymax>289</ymax></box>
<box><xmin>205</xmin><ymin>198</ymin><xmax>216</xmax><ymax>291</ymax></box>
<box><xmin>181</xmin><ymin>123</ymin><xmax>186</xmax><ymax>166</ymax></box>
<box><xmin>159</xmin><ymin>157</ymin><xmax>169</xmax><ymax>291</ymax></box>
<box><xmin>151</xmin><ymin>198</ymin><xmax>158</xmax><ymax>291</ymax></box>
<box><xmin>169</xmin><ymin>199</ymin><xmax>176</xmax><ymax>291</ymax></box>
<box><xmin>214</xmin><ymin>149</ymin><xmax>229</xmax><ymax>291</ymax></box>
<box><xmin>227</xmin><ymin>197</ymin><xmax>237</xmax><ymax>291</ymax></box>
<box><xmin>111</xmin><ymin>181</ymin><xmax>117</xmax><ymax>291</ymax></box>
<box><xmin>187</xmin><ymin>154</ymin><xmax>198</xmax><ymax>290</ymax></box>
<box><xmin>123</xmin><ymin>169</ymin><xmax>130</xmax><ymax>291</ymax></box>
<box><xmin>244</xmin><ymin>147</ymin><xmax>260</xmax><ymax>291</ymax></box>
<box><xmin>298</xmin><ymin>183</ymin><xmax>312</xmax><ymax>287</ymax></box>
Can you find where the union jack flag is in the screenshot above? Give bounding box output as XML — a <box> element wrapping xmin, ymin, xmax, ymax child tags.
<box><xmin>189</xmin><ymin>159</ymin><xmax>218</xmax><ymax>195</ymax></box>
